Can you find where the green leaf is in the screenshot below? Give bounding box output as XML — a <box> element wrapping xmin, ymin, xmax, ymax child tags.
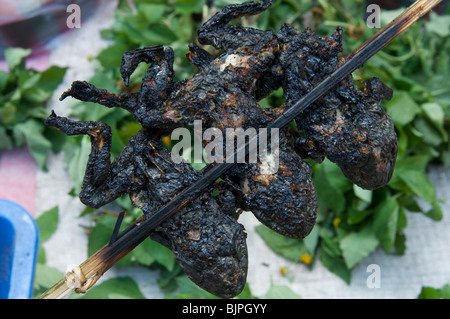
<box><xmin>397</xmin><ymin>194</ymin><xmax>422</xmax><ymax>212</ymax></box>
<box><xmin>22</xmin><ymin>87</ymin><xmax>51</xmax><ymax>104</ymax></box>
<box><xmin>442</xmin><ymin>284</ymin><xmax>450</xmax><ymax>299</ymax></box>
<box><xmin>25</xmin><ymin>106</ymin><xmax>50</xmax><ymax>120</ymax></box>
<box><xmin>414</xmin><ymin>117</ymin><xmax>444</xmax><ymax>147</ymax></box>
<box><xmin>165</xmin><ymin>275</ymin><xmax>219</xmax><ymax>299</ymax></box>
<box><xmin>421</xmin><ymin>102</ymin><xmax>448</xmax><ymax>142</ymax></box>
<box><xmin>36</xmin><ymin>245</ymin><xmax>46</xmax><ymax>264</ymax></box>
<box><xmin>38</xmin><ymin>66</ymin><xmax>67</xmax><ymax>94</ymax></box>
<box><xmin>7</xmin><ymin>88</ymin><xmax>21</xmax><ymax>104</ymax></box>
<box><xmin>65</xmin><ymin>136</ymin><xmax>91</xmax><ymax>196</ymax></box>
<box><xmin>88</xmin><ymin>215</ymin><xmax>118</xmax><ymax>256</ymax></box>
<box><xmin>423</xmin><ymin>202</ymin><xmax>443</xmax><ymax>221</ymax></box>
<box><xmin>146</xmin><ymin>239</ymin><xmax>176</xmax><ymax>271</ymax></box>
<box><xmin>319</xmin><ymin>239</ymin><xmax>351</xmax><ymax>284</ymax></box>
<box><xmin>262</xmin><ymin>285</ymin><xmax>301</xmax><ymax>299</ymax></box>
<box><xmin>384</xmin><ymin>91</ymin><xmax>420</xmax><ymax>126</ymax></box>
<box><xmin>130</xmin><ymin>237</ymin><xmax>157</xmax><ymax>266</ymax></box>
<box><xmin>157</xmin><ymin>265</ymin><xmax>183</xmax><ymax>294</ymax></box>
<box><xmin>373</xmin><ymin>197</ymin><xmax>399</xmax><ymax>253</ymax></box>
<box><xmin>109</xmin><ymin>124</ymin><xmax>127</xmax><ymax>155</ymax></box>
<box><xmin>313</xmin><ymin>161</ymin><xmax>346</xmax><ymax>214</ymax></box>
<box><xmin>396</xmin><ymin>169</ymin><xmax>436</xmax><ymax>203</ymax></box>
<box><xmin>4</xmin><ymin>47</ymin><xmax>32</xmax><ymax>70</ymax></box>
<box><xmin>397</xmin><ymin>207</ymin><xmax>408</xmax><ymax>231</ymax></box>
<box><xmin>44</xmin><ymin>126</ymin><xmax>67</xmax><ymax>154</ymax></box>
<box><xmin>140</xmin><ymin>23</ymin><xmax>178</xmax><ymax>45</ymax></box>
<box><xmin>72</xmin><ymin>277</ymin><xmax>145</xmax><ymax>299</ymax></box>
<box><xmin>0</xmin><ymin>70</ymin><xmax>9</xmax><ymax>92</ymax></box>
<box><xmin>12</xmin><ymin>119</ymin><xmax>52</xmax><ymax>170</ymax></box>
<box><xmin>322</xmin><ymin>158</ymin><xmax>352</xmax><ymax>191</ymax></box>
<box><xmin>0</xmin><ymin>126</ymin><xmax>13</xmax><ymax>150</ymax></box>
<box><xmin>425</xmin><ymin>13</ymin><xmax>450</xmax><ymax>37</ymax></box>
<box><xmin>96</xmin><ymin>43</ymin><xmax>129</xmax><ymax>71</ymax></box>
<box><xmin>394</xmin><ymin>232</ymin><xmax>406</xmax><ymax>255</ymax></box>
<box><xmin>353</xmin><ymin>184</ymin><xmax>373</xmax><ymax>203</ymax></box>
<box><xmin>395</xmin><ymin>155</ymin><xmax>429</xmax><ymax>173</ymax></box>
<box><xmin>173</xmin><ymin>0</ymin><xmax>203</xmax><ymax>14</ymax></box>
<box><xmin>36</xmin><ymin>206</ymin><xmax>59</xmax><ymax>242</ymax></box>
<box><xmin>18</xmin><ymin>70</ymin><xmax>42</xmax><ymax>91</ymax></box>
<box><xmin>418</xmin><ymin>286</ymin><xmax>442</xmax><ymax>299</ymax></box>
<box><xmin>321</xmin><ymin>235</ymin><xmax>342</xmax><ymax>256</ymax></box>
<box><xmin>139</xmin><ymin>4</ymin><xmax>166</xmax><ymax>23</ymax></box>
<box><xmin>303</xmin><ymin>225</ymin><xmax>320</xmax><ymax>255</ymax></box>
<box><xmin>418</xmin><ymin>284</ymin><xmax>450</xmax><ymax>299</ymax></box>
<box><xmin>255</xmin><ymin>225</ymin><xmax>303</xmax><ymax>262</ymax></box>
<box><xmin>339</xmin><ymin>225</ymin><xmax>379</xmax><ymax>269</ymax></box>
<box><xmin>1</xmin><ymin>102</ymin><xmax>17</xmax><ymax>126</ymax></box>
<box><xmin>347</xmin><ymin>208</ymin><xmax>375</xmax><ymax>225</ymax></box>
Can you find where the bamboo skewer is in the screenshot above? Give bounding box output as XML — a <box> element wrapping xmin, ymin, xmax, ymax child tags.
<box><xmin>37</xmin><ymin>0</ymin><xmax>442</xmax><ymax>299</ymax></box>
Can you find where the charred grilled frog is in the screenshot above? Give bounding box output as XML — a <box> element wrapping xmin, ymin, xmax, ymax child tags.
<box><xmin>45</xmin><ymin>0</ymin><xmax>397</xmax><ymax>298</ymax></box>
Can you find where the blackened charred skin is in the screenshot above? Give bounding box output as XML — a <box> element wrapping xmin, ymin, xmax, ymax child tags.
<box><xmin>131</xmin><ymin>31</ymin><xmax>279</xmax><ymax>130</ymax></box>
<box><xmin>186</xmin><ymin>42</ymin><xmax>215</xmax><ymax>71</ymax></box>
<box><xmin>299</xmin><ymin>90</ymin><xmax>398</xmax><ymax>190</ymax></box>
<box><xmin>46</xmin><ymin>113</ymin><xmax>249</xmax><ymax>298</ymax></box>
<box><xmin>274</xmin><ymin>25</ymin><xmax>398</xmax><ymax>190</ymax></box>
<box><xmin>365</xmin><ymin>77</ymin><xmax>394</xmax><ymax>101</ymax></box>
<box><xmin>45</xmin><ymin>112</ymin><xmax>142</xmax><ymax>207</ymax></box>
<box><xmin>128</xmin><ymin>138</ymin><xmax>248</xmax><ymax>298</ymax></box>
<box><xmin>121</xmin><ymin>0</ymin><xmax>278</xmax><ymax>131</ymax></box>
<box><xmin>44</xmin><ymin>0</ymin><xmax>399</xmax><ymax>299</ymax></box>
<box><xmin>120</xmin><ymin>45</ymin><xmax>165</xmax><ymax>87</ymax></box>
<box><xmin>58</xmin><ymin>0</ymin><xmax>280</xmax><ymax>133</ymax></box>
<box><xmin>287</xmin><ymin>127</ymin><xmax>325</xmax><ymax>164</ymax></box>
<box><xmin>147</xmin><ymin>195</ymin><xmax>248</xmax><ymax>299</ymax></box>
<box><xmin>46</xmin><ymin>0</ymin><xmax>279</xmax><ymax>299</ymax></box>
<box><xmin>197</xmin><ymin>0</ymin><xmax>273</xmax><ymax>51</ymax></box>
<box><xmin>233</xmin><ymin>139</ymin><xmax>317</xmax><ymax>239</ymax></box>
<box><xmin>59</xmin><ymin>80</ymin><xmax>139</xmax><ymax>113</ymax></box>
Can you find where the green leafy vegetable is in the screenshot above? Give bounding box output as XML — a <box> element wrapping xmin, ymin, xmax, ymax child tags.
<box><xmin>261</xmin><ymin>285</ymin><xmax>301</xmax><ymax>299</ymax></box>
<box><xmin>418</xmin><ymin>284</ymin><xmax>450</xmax><ymax>299</ymax></box>
<box><xmin>0</xmin><ymin>47</ymin><xmax>67</xmax><ymax>170</ymax></box>
<box><xmin>339</xmin><ymin>224</ymin><xmax>379</xmax><ymax>269</ymax></box>
<box><xmin>255</xmin><ymin>225</ymin><xmax>304</xmax><ymax>262</ymax></box>
<box><xmin>33</xmin><ymin>206</ymin><xmax>62</xmax><ymax>297</ymax></box>
<box><xmin>35</xmin><ymin>206</ymin><xmax>59</xmax><ymax>242</ymax></box>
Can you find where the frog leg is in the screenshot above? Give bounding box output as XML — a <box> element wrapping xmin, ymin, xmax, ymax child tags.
<box><xmin>186</xmin><ymin>42</ymin><xmax>215</xmax><ymax>71</ymax></box>
<box><xmin>197</xmin><ymin>0</ymin><xmax>274</xmax><ymax>51</ymax></box>
<box><xmin>44</xmin><ymin>111</ymin><xmax>146</xmax><ymax>208</ymax></box>
<box><xmin>119</xmin><ymin>45</ymin><xmax>175</xmax><ymax>107</ymax></box>
<box><xmin>59</xmin><ymin>80</ymin><xmax>139</xmax><ymax>112</ymax></box>
<box><xmin>136</xmin><ymin>46</ymin><xmax>175</xmax><ymax>108</ymax></box>
<box><xmin>119</xmin><ymin>45</ymin><xmax>165</xmax><ymax>87</ymax></box>
<box><xmin>60</xmin><ymin>46</ymin><xmax>175</xmax><ymax>125</ymax></box>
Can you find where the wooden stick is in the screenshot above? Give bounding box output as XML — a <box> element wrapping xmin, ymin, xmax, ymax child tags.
<box><xmin>37</xmin><ymin>0</ymin><xmax>441</xmax><ymax>299</ymax></box>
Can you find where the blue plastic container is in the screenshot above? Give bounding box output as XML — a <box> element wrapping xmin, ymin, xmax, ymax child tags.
<box><xmin>0</xmin><ymin>199</ymin><xmax>39</xmax><ymax>299</ymax></box>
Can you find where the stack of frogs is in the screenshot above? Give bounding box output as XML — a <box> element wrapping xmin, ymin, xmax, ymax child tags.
<box><xmin>44</xmin><ymin>0</ymin><xmax>398</xmax><ymax>298</ymax></box>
